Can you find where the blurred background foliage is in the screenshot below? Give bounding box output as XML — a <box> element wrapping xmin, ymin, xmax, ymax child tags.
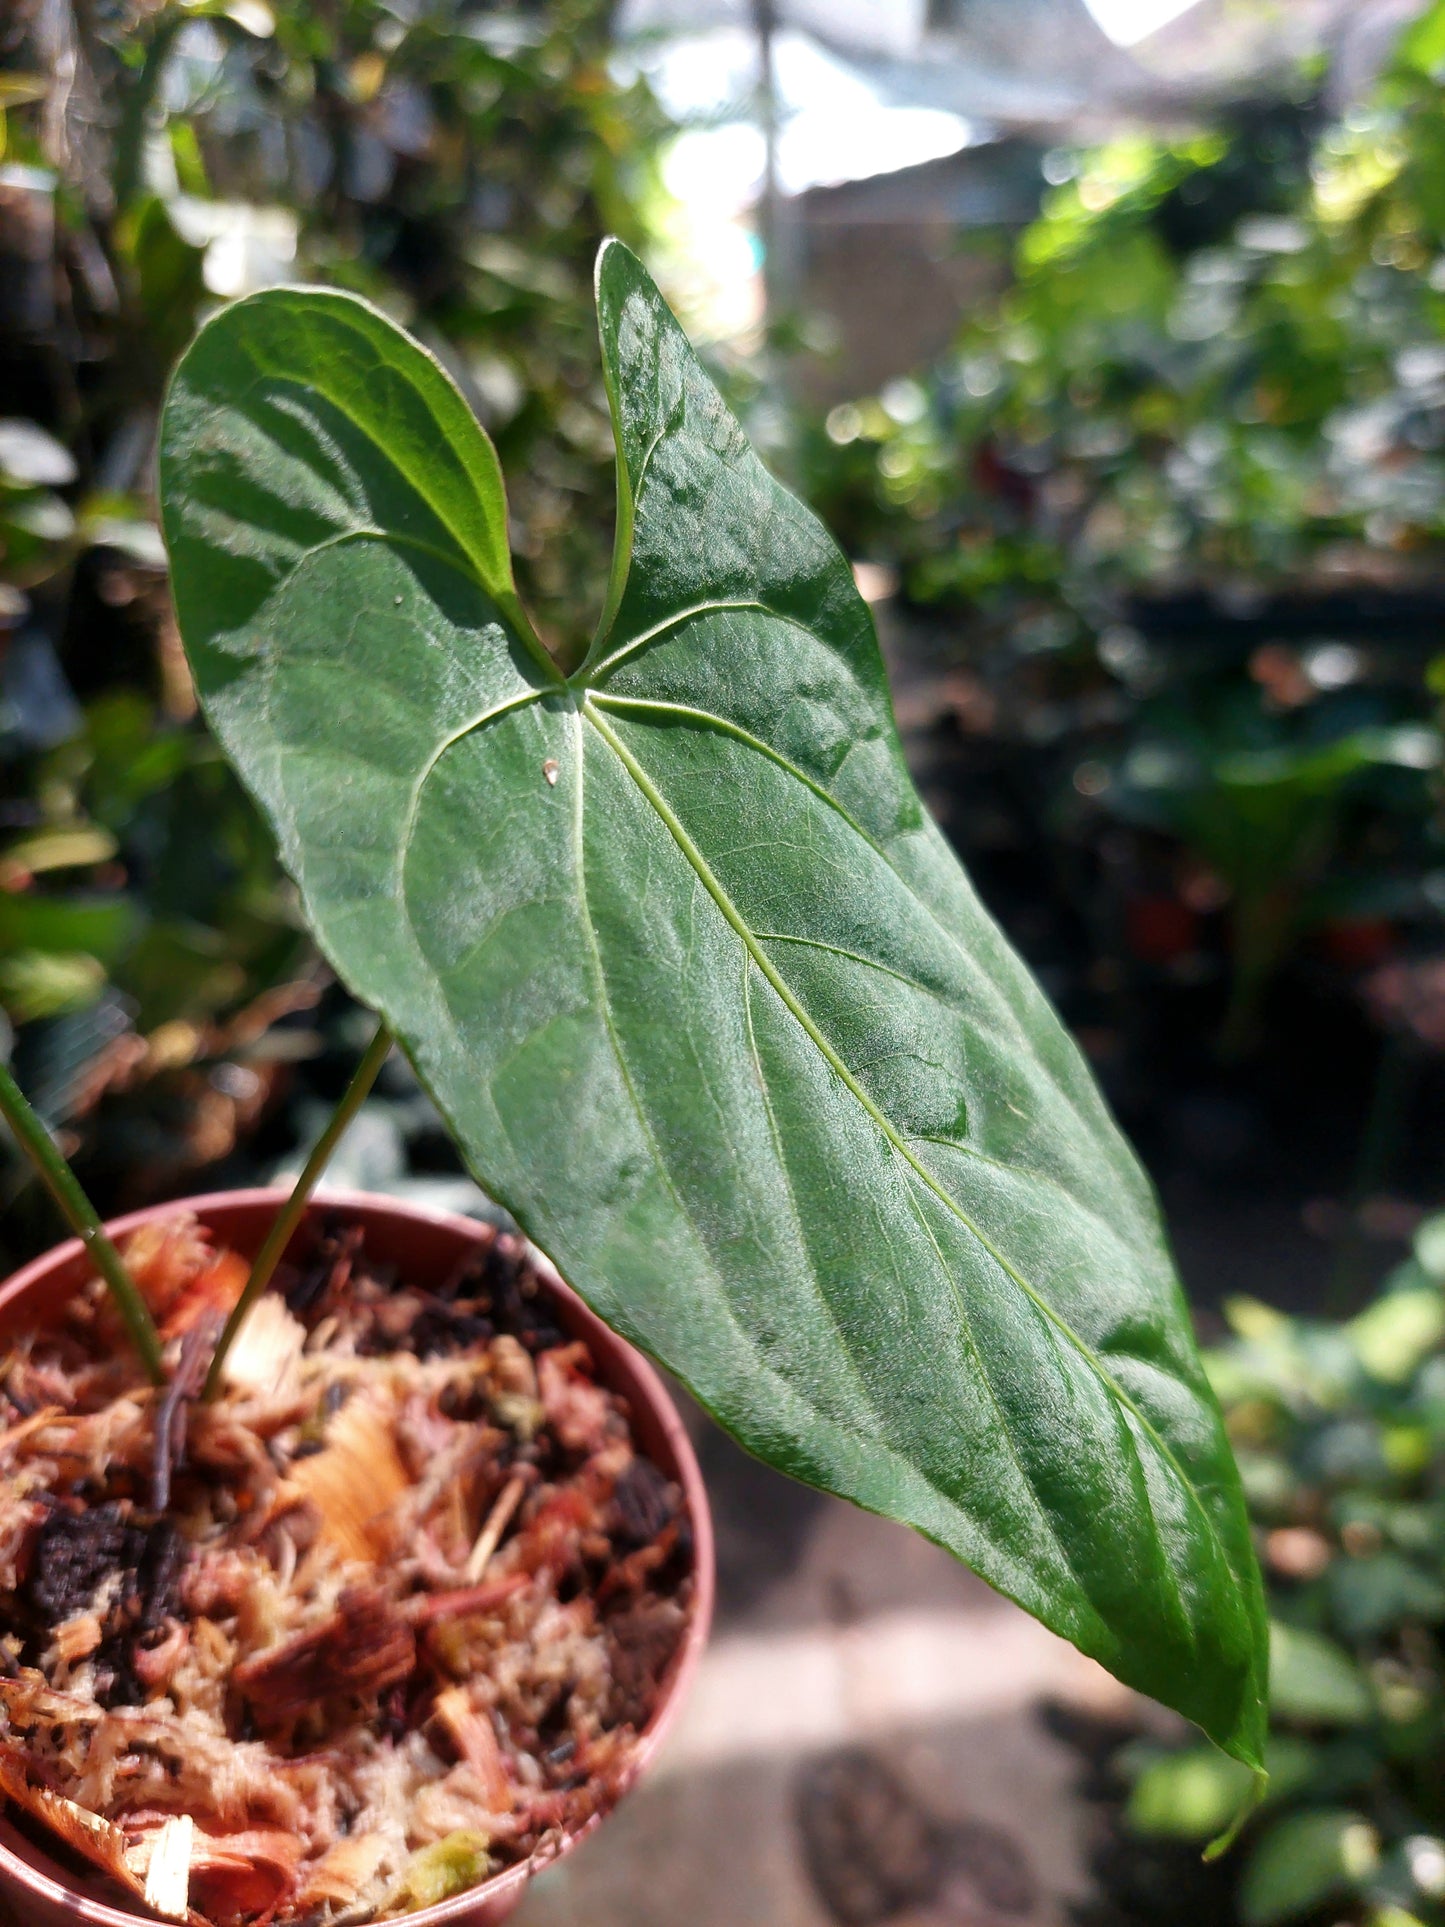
<box><xmin>797</xmin><ymin>12</ymin><xmax>1445</xmax><ymax>1076</ymax></box>
<box><xmin>1093</xmin><ymin>1220</ymin><xmax>1445</xmax><ymax>1927</ymax></box>
<box><xmin>0</xmin><ymin>0</ymin><xmax>668</xmax><ymax>1256</ymax></box>
<box><xmin>806</xmin><ymin>9</ymin><xmax>1445</xmax><ymax>593</ymax></box>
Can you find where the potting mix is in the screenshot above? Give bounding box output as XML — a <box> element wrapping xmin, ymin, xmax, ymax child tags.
<box><xmin>0</xmin><ymin>1216</ymin><xmax>694</xmax><ymax>1923</ymax></box>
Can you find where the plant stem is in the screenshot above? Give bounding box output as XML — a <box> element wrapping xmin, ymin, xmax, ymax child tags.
<box><xmin>203</xmin><ymin>1020</ymin><xmax>392</xmax><ymax>1398</ymax></box>
<box><xmin>0</xmin><ymin>1058</ymin><xmax>165</xmax><ymax>1385</ymax></box>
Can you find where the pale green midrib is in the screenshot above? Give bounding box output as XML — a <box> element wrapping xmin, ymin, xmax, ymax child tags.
<box><xmin>576</xmin><ymin>598</ymin><xmax>774</xmax><ymax>683</ymax></box>
<box><xmin>581</xmin><ymin>697</ymin><xmax>1238</xmax><ymax>1594</ymax></box>
<box><xmin>585</xmin><ymin>695</ymin><xmax>1089</xmax><ymax>1142</ymax></box>
<box><xmin>898</xmin><ymin>1176</ymin><xmax>1119</xmax><ymax>1649</ymax></box>
<box><xmin>569</xmin><ymin>704</ymin><xmax>992</xmax><ymax>1541</ymax></box>
<box><xmin>736</xmin><ymin>957</ymin><xmax>957</xmax><ymax>1515</ymax></box>
<box><xmin>758</xmin><ymin>985</ymin><xmax>1146</xmax><ymax>1666</ymax></box>
<box><xmin>398</xmin><ymin>686</ymin><xmax>547</xmax><ymax>878</ymax></box>
<box><xmin>906</xmin><ymin>1131</ymin><xmax>1164</xmax><ymax>1284</ymax></box>
<box><xmin>752</xmin><ymin>929</ymin><xmax>1154</xmax><ymax>1254</ymax></box>
<box><xmin>590</xmin><ymin>693</ymin><xmax>1154</xmax><ymax>1258</ymax></box>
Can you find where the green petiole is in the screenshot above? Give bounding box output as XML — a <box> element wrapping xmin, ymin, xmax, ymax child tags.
<box><xmin>0</xmin><ymin>1057</ymin><xmax>166</xmax><ymax>1385</ymax></box>
<box><xmin>202</xmin><ymin>1020</ymin><xmax>392</xmax><ymax>1399</ymax></box>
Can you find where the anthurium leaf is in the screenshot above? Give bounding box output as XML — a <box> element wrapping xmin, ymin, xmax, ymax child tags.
<box><xmin>159</xmin><ymin>244</ymin><xmax>1268</xmax><ymax>1767</ymax></box>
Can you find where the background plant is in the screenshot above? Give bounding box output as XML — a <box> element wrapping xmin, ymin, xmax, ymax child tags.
<box><xmin>1119</xmin><ymin>1217</ymin><xmax>1445</xmax><ymax>1926</ymax></box>
<box><xmin>0</xmin><ymin>0</ymin><xmax>669</xmax><ymax>1272</ymax></box>
<box><xmin>794</xmin><ymin>6</ymin><xmax>1445</xmax><ymax>1056</ymax></box>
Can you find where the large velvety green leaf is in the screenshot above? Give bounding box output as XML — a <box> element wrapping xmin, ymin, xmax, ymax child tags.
<box><xmin>159</xmin><ymin>244</ymin><xmax>1268</xmax><ymax>1768</ymax></box>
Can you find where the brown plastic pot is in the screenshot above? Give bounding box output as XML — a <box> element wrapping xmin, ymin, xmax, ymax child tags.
<box><xmin>0</xmin><ymin>1187</ymin><xmax>715</xmax><ymax>1927</ymax></box>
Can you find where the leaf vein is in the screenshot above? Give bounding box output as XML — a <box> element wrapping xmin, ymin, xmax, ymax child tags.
<box><xmin>589</xmin><ymin>692</ymin><xmax>1153</xmax><ymax>1258</ymax></box>
<box><xmin>397</xmin><ymin>686</ymin><xmax>545</xmax><ymax>905</ymax></box>
<box><xmin>752</xmin><ymin>931</ymin><xmax>936</xmax><ymax>996</ymax></box>
<box><xmin>740</xmin><ymin>956</ymin><xmax>898</xmax><ymax>1435</ymax></box>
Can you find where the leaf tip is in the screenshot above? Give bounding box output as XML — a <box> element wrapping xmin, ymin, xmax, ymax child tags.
<box><xmin>594</xmin><ymin>233</ymin><xmax>630</xmax><ymax>298</ymax></box>
<box><xmin>594</xmin><ymin>235</ymin><xmax>654</xmax><ymax>325</ymax></box>
<box><xmin>1203</xmin><ymin>1765</ymin><xmax>1269</xmax><ymax>1861</ymax></box>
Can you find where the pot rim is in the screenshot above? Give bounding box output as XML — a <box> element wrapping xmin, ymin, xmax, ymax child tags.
<box><xmin>0</xmin><ymin>1185</ymin><xmax>715</xmax><ymax>1927</ymax></box>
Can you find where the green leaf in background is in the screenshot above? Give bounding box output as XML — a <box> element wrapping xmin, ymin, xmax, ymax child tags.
<box><xmin>1398</xmin><ymin>0</ymin><xmax>1445</xmax><ymax>77</ymax></box>
<box><xmin>159</xmin><ymin>244</ymin><xmax>1268</xmax><ymax>1767</ymax></box>
<box><xmin>0</xmin><ymin>825</ymin><xmax>117</xmax><ymax>884</ymax></box>
<box><xmin>1414</xmin><ymin>1213</ymin><xmax>1445</xmax><ymax>1279</ymax></box>
<box><xmin>1268</xmin><ymin>1622</ymin><xmax>1373</xmax><ymax>1727</ymax></box>
<box><xmin>1350</xmin><ymin>1285</ymin><xmax>1445</xmax><ymax>1385</ymax></box>
<box><xmin>1327</xmin><ymin>1551</ymin><xmax>1445</xmax><ymax>1642</ymax></box>
<box><xmin>0</xmin><ymin>952</ymin><xmax>108</xmax><ymax>1023</ymax></box>
<box><xmin>0</xmin><ymin>894</ymin><xmax>135</xmax><ymax>964</ymax></box>
<box><xmin>1240</xmin><ymin>1809</ymin><xmax>1378</xmax><ymax>1926</ymax></box>
<box><xmin>1126</xmin><ymin>1736</ymin><xmax>1316</xmax><ymax>1841</ymax></box>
